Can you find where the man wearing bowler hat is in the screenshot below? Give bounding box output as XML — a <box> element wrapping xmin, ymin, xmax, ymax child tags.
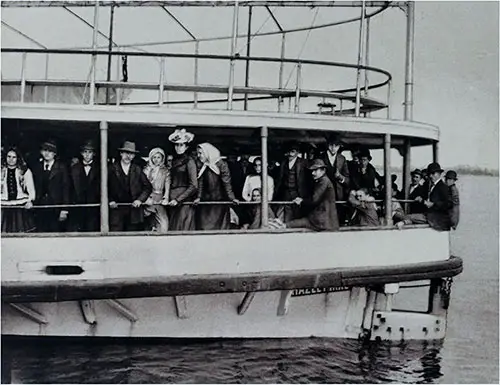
<box><xmin>445</xmin><ymin>170</ymin><xmax>460</xmax><ymax>230</ymax></box>
<box><xmin>69</xmin><ymin>140</ymin><xmax>100</xmax><ymax>232</ymax></box>
<box><xmin>33</xmin><ymin>140</ymin><xmax>71</xmax><ymax>232</ymax></box>
<box><xmin>396</xmin><ymin>162</ymin><xmax>452</xmax><ymax>231</ymax></box>
<box><xmin>408</xmin><ymin>168</ymin><xmax>426</xmax><ymax>214</ymax></box>
<box><xmin>108</xmin><ymin>141</ymin><xmax>152</xmax><ymax>231</ymax></box>
<box><xmin>274</xmin><ymin>141</ymin><xmax>311</xmax><ymax>222</ymax></box>
<box><xmin>319</xmin><ymin>133</ymin><xmax>350</xmax><ymax>225</ymax></box>
<box><xmin>285</xmin><ymin>159</ymin><xmax>339</xmax><ymax>231</ymax></box>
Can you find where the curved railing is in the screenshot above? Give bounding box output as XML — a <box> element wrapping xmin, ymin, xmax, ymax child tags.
<box><xmin>1</xmin><ymin>48</ymin><xmax>392</xmax><ymax>116</ymax></box>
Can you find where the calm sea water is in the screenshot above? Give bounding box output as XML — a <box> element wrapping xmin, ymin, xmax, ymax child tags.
<box><xmin>2</xmin><ymin>175</ymin><xmax>498</xmax><ymax>384</ymax></box>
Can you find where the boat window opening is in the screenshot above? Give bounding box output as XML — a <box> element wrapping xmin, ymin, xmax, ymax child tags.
<box><xmin>1</xmin><ymin>119</ymin><xmax>435</xmax><ymax>236</ymax></box>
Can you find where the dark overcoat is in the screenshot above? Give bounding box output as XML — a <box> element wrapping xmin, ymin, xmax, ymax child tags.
<box><xmin>319</xmin><ymin>152</ymin><xmax>350</xmax><ymax>201</ymax></box>
<box><xmin>108</xmin><ymin>162</ymin><xmax>152</xmax><ymax>225</ymax></box>
<box><xmin>302</xmin><ymin>175</ymin><xmax>339</xmax><ymax>231</ymax></box>
<box><xmin>408</xmin><ymin>183</ymin><xmax>426</xmax><ymax>214</ymax></box>
<box><xmin>275</xmin><ymin>157</ymin><xmax>311</xmax><ymax>200</ymax></box>
<box><xmin>426</xmin><ymin>179</ymin><xmax>452</xmax><ymax>231</ymax></box>
<box><xmin>33</xmin><ymin>160</ymin><xmax>70</xmax><ymax>206</ymax></box>
<box><xmin>70</xmin><ymin>162</ymin><xmax>100</xmax><ymax>231</ymax></box>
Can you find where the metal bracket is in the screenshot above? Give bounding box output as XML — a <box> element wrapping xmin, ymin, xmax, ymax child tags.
<box><xmin>174</xmin><ymin>296</ymin><xmax>189</xmax><ymax>319</ymax></box>
<box><xmin>9</xmin><ymin>303</ymin><xmax>48</xmax><ymax>325</ymax></box>
<box><xmin>79</xmin><ymin>300</ymin><xmax>97</xmax><ymax>325</ymax></box>
<box><xmin>237</xmin><ymin>292</ymin><xmax>256</xmax><ymax>315</ymax></box>
<box><xmin>105</xmin><ymin>299</ymin><xmax>138</xmax><ymax>323</ymax></box>
<box><xmin>277</xmin><ymin>290</ymin><xmax>292</xmax><ymax>316</ymax></box>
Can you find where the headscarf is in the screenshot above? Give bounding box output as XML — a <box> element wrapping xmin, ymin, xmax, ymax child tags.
<box><xmin>197</xmin><ymin>143</ymin><xmax>222</xmax><ymax>178</ymax></box>
<box><xmin>144</xmin><ymin>147</ymin><xmax>166</xmax><ymax>181</ymax></box>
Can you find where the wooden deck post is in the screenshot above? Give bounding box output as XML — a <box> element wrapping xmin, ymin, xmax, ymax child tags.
<box><xmin>100</xmin><ymin>121</ymin><xmax>109</xmax><ymax>233</ymax></box>
<box><xmin>384</xmin><ymin>133</ymin><xmax>392</xmax><ymax>226</ymax></box>
<box><xmin>403</xmin><ymin>139</ymin><xmax>411</xmax><ymax>212</ymax></box>
<box><xmin>432</xmin><ymin>141</ymin><xmax>439</xmax><ymax>163</ymax></box>
<box><xmin>261</xmin><ymin>125</ymin><xmax>269</xmax><ymax>228</ymax></box>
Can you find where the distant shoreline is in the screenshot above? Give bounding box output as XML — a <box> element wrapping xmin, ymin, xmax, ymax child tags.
<box><xmin>373</xmin><ymin>166</ymin><xmax>499</xmax><ymax>177</ymax></box>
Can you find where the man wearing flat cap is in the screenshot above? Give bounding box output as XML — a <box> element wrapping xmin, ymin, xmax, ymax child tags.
<box><xmin>33</xmin><ymin>140</ymin><xmax>71</xmax><ymax>232</ymax></box>
<box><xmin>69</xmin><ymin>140</ymin><xmax>100</xmax><ymax>231</ymax></box>
<box><xmin>396</xmin><ymin>162</ymin><xmax>452</xmax><ymax>231</ymax></box>
<box><xmin>408</xmin><ymin>168</ymin><xmax>426</xmax><ymax>214</ymax></box>
<box><xmin>319</xmin><ymin>133</ymin><xmax>350</xmax><ymax>225</ymax></box>
<box><xmin>274</xmin><ymin>142</ymin><xmax>311</xmax><ymax>222</ymax></box>
<box><xmin>285</xmin><ymin>159</ymin><xmax>339</xmax><ymax>231</ymax></box>
<box><xmin>108</xmin><ymin>141</ymin><xmax>152</xmax><ymax>231</ymax></box>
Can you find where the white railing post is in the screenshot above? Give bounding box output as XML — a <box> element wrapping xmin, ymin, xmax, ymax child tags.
<box><xmin>227</xmin><ymin>0</ymin><xmax>239</xmax><ymax>110</ymax></box>
<box><xmin>354</xmin><ymin>0</ymin><xmax>366</xmax><ymax>117</ymax></box>
<box><xmin>20</xmin><ymin>52</ymin><xmax>27</xmax><ymax>103</ymax></box>
<box><xmin>89</xmin><ymin>0</ymin><xmax>99</xmax><ymax>105</ymax></box>
<box><xmin>194</xmin><ymin>40</ymin><xmax>199</xmax><ymax>109</ymax></box>
<box><xmin>100</xmin><ymin>121</ymin><xmax>109</xmax><ymax>233</ymax></box>
<box><xmin>260</xmin><ymin>126</ymin><xmax>269</xmax><ymax>229</ymax></box>
<box><xmin>384</xmin><ymin>133</ymin><xmax>392</xmax><ymax>226</ymax></box>
<box><xmin>44</xmin><ymin>53</ymin><xmax>49</xmax><ymax>103</ymax></box>
<box><xmin>278</xmin><ymin>33</ymin><xmax>286</xmax><ymax>112</ymax></box>
<box><xmin>159</xmin><ymin>57</ymin><xmax>165</xmax><ymax>106</ymax></box>
<box><xmin>294</xmin><ymin>62</ymin><xmax>302</xmax><ymax>113</ymax></box>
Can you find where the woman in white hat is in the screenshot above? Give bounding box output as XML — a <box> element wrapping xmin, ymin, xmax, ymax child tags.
<box><xmin>143</xmin><ymin>147</ymin><xmax>170</xmax><ymax>232</ymax></box>
<box><xmin>167</xmin><ymin>129</ymin><xmax>197</xmax><ymax>231</ymax></box>
<box><xmin>194</xmin><ymin>142</ymin><xmax>238</xmax><ymax>230</ymax></box>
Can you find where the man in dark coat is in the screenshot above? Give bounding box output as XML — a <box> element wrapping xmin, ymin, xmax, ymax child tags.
<box><xmin>350</xmin><ymin>148</ymin><xmax>383</xmax><ymax>196</ymax></box>
<box><xmin>108</xmin><ymin>141</ymin><xmax>152</xmax><ymax>231</ymax></box>
<box><xmin>274</xmin><ymin>142</ymin><xmax>311</xmax><ymax>222</ymax></box>
<box><xmin>396</xmin><ymin>162</ymin><xmax>452</xmax><ymax>231</ymax></box>
<box><xmin>286</xmin><ymin>159</ymin><xmax>339</xmax><ymax>231</ymax></box>
<box><xmin>408</xmin><ymin>168</ymin><xmax>426</xmax><ymax>214</ymax></box>
<box><xmin>69</xmin><ymin>140</ymin><xmax>100</xmax><ymax>232</ymax></box>
<box><xmin>33</xmin><ymin>140</ymin><xmax>70</xmax><ymax>232</ymax></box>
<box><xmin>319</xmin><ymin>134</ymin><xmax>350</xmax><ymax>225</ymax></box>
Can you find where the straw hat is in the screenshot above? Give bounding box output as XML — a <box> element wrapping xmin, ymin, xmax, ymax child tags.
<box><xmin>168</xmin><ymin>128</ymin><xmax>194</xmax><ymax>144</ymax></box>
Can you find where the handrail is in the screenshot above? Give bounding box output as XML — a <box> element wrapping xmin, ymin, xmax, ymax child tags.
<box><xmin>1</xmin><ymin>48</ymin><xmax>392</xmax><ymax>95</ymax></box>
<box><xmin>0</xmin><ymin>199</ymin><xmax>422</xmax><ymax>209</ymax></box>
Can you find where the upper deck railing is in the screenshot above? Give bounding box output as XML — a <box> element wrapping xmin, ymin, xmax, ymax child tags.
<box><xmin>1</xmin><ymin>48</ymin><xmax>391</xmax><ymax>117</ymax></box>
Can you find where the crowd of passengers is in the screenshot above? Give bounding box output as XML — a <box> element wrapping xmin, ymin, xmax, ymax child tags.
<box><xmin>1</xmin><ymin>129</ymin><xmax>460</xmax><ymax>234</ymax></box>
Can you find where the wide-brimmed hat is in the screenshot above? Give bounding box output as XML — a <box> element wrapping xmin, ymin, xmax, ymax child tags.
<box><xmin>426</xmin><ymin>162</ymin><xmax>444</xmax><ymax>174</ymax></box>
<box><xmin>359</xmin><ymin>148</ymin><xmax>372</xmax><ymax>161</ymax></box>
<box><xmin>40</xmin><ymin>140</ymin><xmax>57</xmax><ymax>153</ymax></box>
<box><xmin>325</xmin><ymin>133</ymin><xmax>345</xmax><ymax>146</ymax></box>
<box><xmin>308</xmin><ymin>159</ymin><xmax>327</xmax><ymax>171</ymax></box>
<box><xmin>81</xmin><ymin>140</ymin><xmax>96</xmax><ymax>152</ymax></box>
<box><xmin>411</xmin><ymin>168</ymin><xmax>422</xmax><ymax>177</ymax></box>
<box><xmin>118</xmin><ymin>141</ymin><xmax>139</xmax><ymax>153</ymax></box>
<box><xmin>168</xmin><ymin>128</ymin><xmax>194</xmax><ymax>144</ymax></box>
<box><xmin>445</xmin><ymin>170</ymin><xmax>458</xmax><ymax>180</ymax></box>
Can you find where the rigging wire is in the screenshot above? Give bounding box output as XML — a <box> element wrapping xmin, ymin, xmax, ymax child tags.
<box><xmin>283</xmin><ymin>6</ymin><xmax>319</xmax><ymax>89</ymax></box>
<box><xmin>235</xmin><ymin>7</ymin><xmax>273</xmax><ymax>56</ymax></box>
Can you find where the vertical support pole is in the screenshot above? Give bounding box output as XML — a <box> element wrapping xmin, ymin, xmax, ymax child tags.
<box><xmin>260</xmin><ymin>126</ymin><xmax>269</xmax><ymax>228</ymax></box>
<box><xmin>100</xmin><ymin>121</ymin><xmax>109</xmax><ymax>233</ymax></box>
<box><xmin>89</xmin><ymin>0</ymin><xmax>100</xmax><ymax>105</ymax></box>
<box><xmin>44</xmin><ymin>53</ymin><xmax>49</xmax><ymax>103</ymax></box>
<box><xmin>404</xmin><ymin>1</ymin><xmax>415</xmax><ymax>121</ymax></box>
<box><xmin>294</xmin><ymin>62</ymin><xmax>301</xmax><ymax>113</ymax></box>
<box><xmin>194</xmin><ymin>40</ymin><xmax>199</xmax><ymax>108</ymax></box>
<box><xmin>386</xmin><ymin>80</ymin><xmax>391</xmax><ymax>119</ymax></box>
<box><xmin>432</xmin><ymin>141</ymin><xmax>439</xmax><ymax>163</ymax></box>
<box><xmin>364</xmin><ymin>16</ymin><xmax>370</xmax><ymax>97</ymax></box>
<box><xmin>384</xmin><ymin>133</ymin><xmax>392</xmax><ymax>226</ymax></box>
<box><xmin>115</xmin><ymin>47</ymin><xmax>121</xmax><ymax>106</ymax></box>
<box><xmin>403</xmin><ymin>139</ymin><xmax>411</xmax><ymax>212</ymax></box>
<box><xmin>159</xmin><ymin>57</ymin><xmax>165</xmax><ymax>105</ymax></box>
<box><xmin>105</xmin><ymin>5</ymin><xmax>115</xmax><ymax>105</ymax></box>
<box><xmin>278</xmin><ymin>32</ymin><xmax>286</xmax><ymax>112</ymax></box>
<box><xmin>20</xmin><ymin>52</ymin><xmax>27</xmax><ymax>103</ymax></box>
<box><xmin>244</xmin><ymin>5</ymin><xmax>252</xmax><ymax>111</ymax></box>
<box><xmin>227</xmin><ymin>0</ymin><xmax>239</xmax><ymax>110</ymax></box>
<box><xmin>354</xmin><ymin>0</ymin><xmax>366</xmax><ymax>117</ymax></box>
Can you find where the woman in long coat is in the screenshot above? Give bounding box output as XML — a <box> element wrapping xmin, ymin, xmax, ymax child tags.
<box><xmin>195</xmin><ymin>143</ymin><xmax>238</xmax><ymax>230</ymax></box>
<box><xmin>167</xmin><ymin>129</ymin><xmax>198</xmax><ymax>231</ymax></box>
<box><xmin>143</xmin><ymin>147</ymin><xmax>170</xmax><ymax>232</ymax></box>
<box><xmin>1</xmin><ymin>147</ymin><xmax>36</xmax><ymax>233</ymax></box>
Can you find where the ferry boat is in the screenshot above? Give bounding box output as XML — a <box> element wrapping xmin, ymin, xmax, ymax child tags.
<box><xmin>1</xmin><ymin>1</ymin><xmax>462</xmax><ymax>341</ymax></box>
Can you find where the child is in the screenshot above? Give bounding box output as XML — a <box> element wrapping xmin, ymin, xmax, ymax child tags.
<box><xmin>445</xmin><ymin>170</ymin><xmax>460</xmax><ymax>230</ymax></box>
<box><xmin>241</xmin><ymin>188</ymin><xmax>276</xmax><ymax>230</ymax></box>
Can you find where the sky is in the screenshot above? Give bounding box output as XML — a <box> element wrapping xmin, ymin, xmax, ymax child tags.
<box><xmin>1</xmin><ymin>1</ymin><xmax>499</xmax><ymax>170</ymax></box>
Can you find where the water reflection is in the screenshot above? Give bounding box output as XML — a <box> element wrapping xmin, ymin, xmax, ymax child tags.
<box><xmin>2</xmin><ymin>337</ymin><xmax>444</xmax><ymax>384</ymax></box>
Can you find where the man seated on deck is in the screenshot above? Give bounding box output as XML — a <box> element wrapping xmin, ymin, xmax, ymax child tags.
<box><xmin>347</xmin><ymin>188</ymin><xmax>380</xmax><ymax>227</ymax></box>
<box><xmin>395</xmin><ymin>162</ymin><xmax>452</xmax><ymax>231</ymax></box>
<box><xmin>280</xmin><ymin>159</ymin><xmax>339</xmax><ymax>232</ymax></box>
<box><xmin>108</xmin><ymin>141</ymin><xmax>153</xmax><ymax>232</ymax></box>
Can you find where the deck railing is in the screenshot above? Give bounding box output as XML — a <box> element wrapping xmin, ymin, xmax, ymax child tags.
<box><xmin>2</xmin><ymin>48</ymin><xmax>391</xmax><ymax>115</ymax></box>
